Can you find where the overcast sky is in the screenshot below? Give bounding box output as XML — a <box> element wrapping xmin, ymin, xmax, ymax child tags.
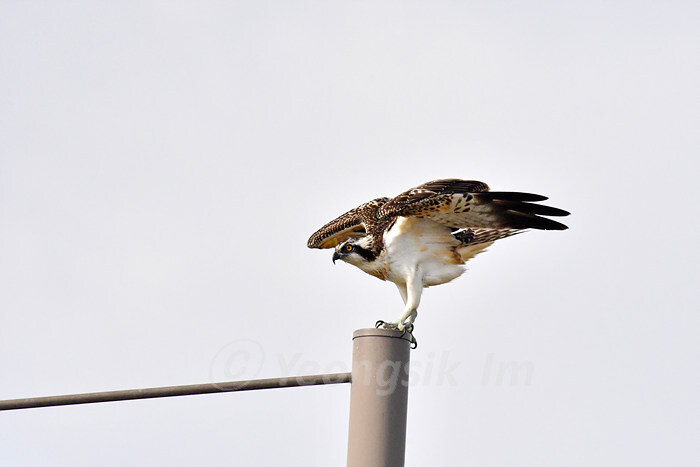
<box><xmin>1</xmin><ymin>1</ymin><xmax>698</xmax><ymax>466</ymax></box>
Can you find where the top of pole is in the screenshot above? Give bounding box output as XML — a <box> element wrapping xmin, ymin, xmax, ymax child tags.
<box><xmin>352</xmin><ymin>328</ymin><xmax>414</xmax><ymax>342</ymax></box>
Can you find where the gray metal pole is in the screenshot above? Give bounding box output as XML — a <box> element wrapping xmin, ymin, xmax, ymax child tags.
<box><xmin>0</xmin><ymin>373</ymin><xmax>351</xmax><ymax>411</ymax></box>
<box><xmin>347</xmin><ymin>328</ymin><xmax>413</xmax><ymax>467</ymax></box>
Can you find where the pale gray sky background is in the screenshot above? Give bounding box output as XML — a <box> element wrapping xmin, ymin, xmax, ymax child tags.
<box><xmin>1</xmin><ymin>1</ymin><xmax>698</xmax><ymax>466</ymax></box>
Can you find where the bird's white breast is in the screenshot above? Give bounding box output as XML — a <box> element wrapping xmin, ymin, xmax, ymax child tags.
<box><xmin>383</xmin><ymin>217</ymin><xmax>465</xmax><ymax>287</ymax></box>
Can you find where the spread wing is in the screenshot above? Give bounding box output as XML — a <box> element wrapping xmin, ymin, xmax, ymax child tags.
<box><xmin>307</xmin><ymin>197</ymin><xmax>389</xmax><ymax>249</ymax></box>
<box><xmin>379</xmin><ymin>178</ymin><xmax>569</xmax><ymax>231</ymax></box>
<box><xmin>307</xmin><ymin>179</ymin><xmax>569</xmax><ymax>250</ymax></box>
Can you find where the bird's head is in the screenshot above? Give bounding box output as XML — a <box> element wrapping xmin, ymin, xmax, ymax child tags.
<box><xmin>332</xmin><ymin>237</ymin><xmax>377</xmax><ymax>266</ymax></box>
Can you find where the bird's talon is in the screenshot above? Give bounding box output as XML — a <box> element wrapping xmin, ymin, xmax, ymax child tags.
<box><xmin>375</xmin><ymin>319</ymin><xmax>414</xmax><ymax>334</ymax></box>
<box><xmin>375</xmin><ymin>320</ymin><xmax>402</xmax><ymax>331</ymax></box>
<box><xmin>399</xmin><ymin>325</ymin><xmax>417</xmax><ymax>348</ymax></box>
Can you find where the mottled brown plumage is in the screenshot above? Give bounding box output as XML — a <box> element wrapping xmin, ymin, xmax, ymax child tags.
<box><xmin>307</xmin><ymin>178</ymin><xmax>568</xmax><ymax>253</ymax></box>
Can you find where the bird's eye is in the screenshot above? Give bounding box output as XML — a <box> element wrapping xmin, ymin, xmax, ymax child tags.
<box><xmin>345</xmin><ymin>244</ymin><xmax>353</xmax><ymax>252</ymax></box>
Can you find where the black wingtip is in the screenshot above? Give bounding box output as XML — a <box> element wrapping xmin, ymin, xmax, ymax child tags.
<box><xmin>505</xmin><ymin>210</ymin><xmax>569</xmax><ymax>230</ymax></box>
<box><xmin>473</xmin><ymin>191</ymin><xmax>569</xmax><ymax>231</ymax></box>
<box><xmin>478</xmin><ymin>191</ymin><xmax>549</xmax><ymax>202</ymax></box>
<box><xmin>495</xmin><ymin>200</ymin><xmax>570</xmax><ymax>217</ymax></box>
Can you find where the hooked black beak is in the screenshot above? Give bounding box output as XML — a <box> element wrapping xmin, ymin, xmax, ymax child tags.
<box><xmin>332</xmin><ymin>251</ymin><xmax>340</xmax><ymax>264</ymax></box>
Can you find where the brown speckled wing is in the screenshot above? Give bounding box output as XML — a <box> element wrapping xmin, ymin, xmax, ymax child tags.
<box><xmin>380</xmin><ymin>179</ymin><xmax>569</xmax><ymax>231</ymax></box>
<box><xmin>307</xmin><ymin>179</ymin><xmax>569</xmax><ymax>250</ymax></box>
<box><xmin>307</xmin><ymin>197</ymin><xmax>389</xmax><ymax>249</ymax></box>
<box><xmin>377</xmin><ymin>179</ymin><xmax>489</xmax><ymax>218</ymax></box>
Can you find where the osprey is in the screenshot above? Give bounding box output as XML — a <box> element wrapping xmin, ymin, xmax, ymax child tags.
<box><xmin>307</xmin><ymin>179</ymin><xmax>569</xmax><ymax>335</ymax></box>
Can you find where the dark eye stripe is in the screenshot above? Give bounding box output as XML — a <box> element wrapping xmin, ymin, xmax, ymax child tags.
<box><xmin>352</xmin><ymin>245</ymin><xmax>377</xmax><ymax>262</ymax></box>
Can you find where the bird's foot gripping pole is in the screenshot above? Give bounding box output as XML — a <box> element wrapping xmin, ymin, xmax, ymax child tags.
<box><xmin>375</xmin><ymin>320</ymin><xmax>417</xmax><ymax>349</ymax></box>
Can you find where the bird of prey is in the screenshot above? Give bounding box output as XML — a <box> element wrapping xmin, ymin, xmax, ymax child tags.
<box><xmin>307</xmin><ymin>179</ymin><xmax>569</xmax><ymax>334</ymax></box>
